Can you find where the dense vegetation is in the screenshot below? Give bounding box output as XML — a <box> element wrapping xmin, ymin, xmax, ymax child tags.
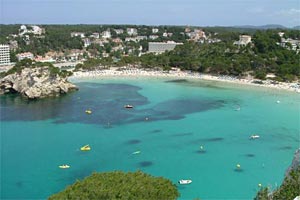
<box><xmin>254</xmin><ymin>165</ymin><xmax>300</xmax><ymax>199</ymax></box>
<box><xmin>1</xmin><ymin>25</ymin><xmax>299</xmax><ymax>82</ymax></box>
<box><xmin>75</xmin><ymin>30</ymin><xmax>300</xmax><ymax>81</ymax></box>
<box><xmin>48</xmin><ymin>171</ymin><xmax>180</xmax><ymax>200</ymax></box>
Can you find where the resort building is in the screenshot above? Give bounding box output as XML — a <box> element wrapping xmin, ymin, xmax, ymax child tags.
<box><xmin>163</xmin><ymin>32</ymin><xmax>173</xmax><ymax>37</ymax></box>
<box><xmin>234</xmin><ymin>35</ymin><xmax>252</xmax><ymax>46</ymax></box>
<box><xmin>9</xmin><ymin>40</ymin><xmax>18</xmax><ymax>51</ymax></box>
<box><xmin>114</xmin><ymin>29</ymin><xmax>124</xmax><ymax>34</ymax></box>
<box><xmin>280</xmin><ymin>38</ymin><xmax>300</xmax><ymax>52</ymax></box>
<box><xmin>31</xmin><ymin>26</ymin><xmax>44</xmax><ymax>35</ymax></box>
<box><xmin>125</xmin><ymin>36</ymin><xmax>147</xmax><ymax>42</ymax></box>
<box><xmin>102</xmin><ymin>30</ymin><xmax>111</xmax><ymax>39</ymax></box>
<box><xmin>34</xmin><ymin>56</ymin><xmax>55</xmax><ymax>63</ymax></box>
<box><xmin>148</xmin><ymin>41</ymin><xmax>183</xmax><ymax>54</ymax></box>
<box><xmin>83</xmin><ymin>38</ymin><xmax>91</xmax><ymax>47</ymax></box>
<box><xmin>0</xmin><ymin>44</ymin><xmax>11</xmax><ymax>65</ymax></box>
<box><xmin>152</xmin><ymin>28</ymin><xmax>159</xmax><ymax>33</ymax></box>
<box><xmin>90</xmin><ymin>33</ymin><xmax>100</xmax><ymax>39</ymax></box>
<box><xmin>16</xmin><ymin>52</ymin><xmax>34</xmax><ymax>61</ymax></box>
<box><xmin>127</xmin><ymin>28</ymin><xmax>138</xmax><ymax>36</ymax></box>
<box><xmin>149</xmin><ymin>35</ymin><xmax>159</xmax><ymax>40</ymax></box>
<box><xmin>186</xmin><ymin>29</ymin><xmax>206</xmax><ymax>41</ymax></box>
<box><xmin>19</xmin><ymin>25</ymin><xmax>45</xmax><ymax>36</ymax></box>
<box><xmin>71</xmin><ymin>32</ymin><xmax>85</xmax><ymax>38</ymax></box>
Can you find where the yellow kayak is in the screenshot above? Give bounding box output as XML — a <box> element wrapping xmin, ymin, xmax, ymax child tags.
<box><xmin>81</xmin><ymin>145</ymin><xmax>91</xmax><ymax>151</ymax></box>
<box><xmin>59</xmin><ymin>165</ymin><xmax>70</xmax><ymax>169</ymax></box>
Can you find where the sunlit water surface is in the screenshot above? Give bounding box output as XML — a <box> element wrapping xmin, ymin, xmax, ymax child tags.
<box><xmin>1</xmin><ymin>77</ymin><xmax>299</xmax><ymax>199</ymax></box>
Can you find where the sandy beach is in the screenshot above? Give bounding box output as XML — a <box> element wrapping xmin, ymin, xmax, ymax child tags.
<box><xmin>69</xmin><ymin>67</ymin><xmax>300</xmax><ymax>93</ymax></box>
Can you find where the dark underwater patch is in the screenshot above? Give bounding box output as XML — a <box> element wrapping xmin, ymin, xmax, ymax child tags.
<box><xmin>0</xmin><ymin>82</ymin><xmax>225</xmax><ymax>126</ymax></box>
<box><xmin>15</xmin><ymin>181</ymin><xmax>23</xmax><ymax>188</ymax></box>
<box><xmin>192</xmin><ymin>137</ymin><xmax>224</xmax><ymax>144</ymax></box>
<box><xmin>173</xmin><ymin>132</ymin><xmax>193</xmax><ymax>137</ymax></box>
<box><xmin>234</xmin><ymin>169</ymin><xmax>244</xmax><ymax>172</ymax></box>
<box><xmin>150</xmin><ymin>129</ymin><xmax>162</xmax><ymax>133</ymax></box>
<box><xmin>126</xmin><ymin>139</ymin><xmax>141</xmax><ymax>145</ymax></box>
<box><xmin>165</xmin><ymin>79</ymin><xmax>188</xmax><ymax>83</ymax></box>
<box><xmin>139</xmin><ymin>161</ymin><xmax>153</xmax><ymax>167</ymax></box>
<box><xmin>278</xmin><ymin>146</ymin><xmax>293</xmax><ymax>150</ymax></box>
<box><xmin>245</xmin><ymin>154</ymin><xmax>255</xmax><ymax>157</ymax></box>
<box><xmin>195</xmin><ymin>150</ymin><xmax>207</xmax><ymax>154</ymax></box>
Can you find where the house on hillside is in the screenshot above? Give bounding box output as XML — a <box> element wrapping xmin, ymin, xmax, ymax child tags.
<box><xmin>234</xmin><ymin>35</ymin><xmax>252</xmax><ymax>46</ymax></box>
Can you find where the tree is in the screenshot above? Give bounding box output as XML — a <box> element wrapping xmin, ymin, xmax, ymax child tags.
<box><xmin>48</xmin><ymin>171</ymin><xmax>180</xmax><ymax>200</ymax></box>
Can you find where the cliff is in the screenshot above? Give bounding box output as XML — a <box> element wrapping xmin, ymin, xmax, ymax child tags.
<box><xmin>285</xmin><ymin>148</ymin><xmax>300</xmax><ymax>177</ymax></box>
<box><xmin>0</xmin><ymin>66</ymin><xmax>78</xmax><ymax>99</ymax></box>
<box><xmin>255</xmin><ymin>148</ymin><xmax>300</xmax><ymax>200</ymax></box>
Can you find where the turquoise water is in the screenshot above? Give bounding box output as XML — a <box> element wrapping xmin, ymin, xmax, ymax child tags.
<box><xmin>1</xmin><ymin>77</ymin><xmax>299</xmax><ymax>199</ymax></box>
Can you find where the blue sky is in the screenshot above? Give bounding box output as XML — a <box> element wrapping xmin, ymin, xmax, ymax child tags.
<box><xmin>1</xmin><ymin>0</ymin><xmax>300</xmax><ymax>27</ymax></box>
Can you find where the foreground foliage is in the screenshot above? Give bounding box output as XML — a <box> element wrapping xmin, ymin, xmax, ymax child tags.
<box><xmin>254</xmin><ymin>166</ymin><xmax>300</xmax><ymax>200</ymax></box>
<box><xmin>48</xmin><ymin>171</ymin><xmax>180</xmax><ymax>200</ymax></box>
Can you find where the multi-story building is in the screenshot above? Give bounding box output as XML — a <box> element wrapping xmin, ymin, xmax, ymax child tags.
<box><xmin>16</xmin><ymin>52</ymin><xmax>34</xmax><ymax>61</ymax></box>
<box><xmin>102</xmin><ymin>30</ymin><xmax>111</xmax><ymax>39</ymax></box>
<box><xmin>0</xmin><ymin>44</ymin><xmax>11</xmax><ymax>65</ymax></box>
<box><xmin>127</xmin><ymin>28</ymin><xmax>138</xmax><ymax>36</ymax></box>
<box><xmin>9</xmin><ymin>40</ymin><xmax>18</xmax><ymax>51</ymax></box>
<box><xmin>83</xmin><ymin>38</ymin><xmax>91</xmax><ymax>47</ymax></box>
<box><xmin>71</xmin><ymin>32</ymin><xmax>85</xmax><ymax>38</ymax></box>
<box><xmin>19</xmin><ymin>25</ymin><xmax>45</xmax><ymax>36</ymax></box>
<box><xmin>148</xmin><ymin>41</ymin><xmax>183</xmax><ymax>54</ymax></box>
<box><xmin>149</xmin><ymin>35</ymin><xmax>159</xmax><ymax>40</ymax></box>
<box><xmin>152</xmin><ymin>28</ymin><xmax>159</xmax><ymax>33</ymax></box>
<box><xmin>90</xmin><ymin>33</ymin><xmax>100</xmax><ymax>39</ymax></box>
<box><xmin>114</xmin><ymin>29</ymin><xmax>124</xmax><ymax>34</ymax></box>
<box><xmin>234</xmin><ymin>35</ymin><xmax>252</xmax><ymax>46</ymax></box>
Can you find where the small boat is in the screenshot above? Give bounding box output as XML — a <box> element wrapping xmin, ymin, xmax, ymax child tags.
<box><xmin>124</xmin><ymin>105</ymin><xmax>133</xmax><ymax>109</ymax></box>
<box><xmin>250</xmin><ymin>135</ymin><xmax>260</xmax><ymax>139</ymax></box>
<box><xmin>81</xmin><ymin>145</ymin><xmax>91</xmax><ymax>151</ymax></box>
<box><xmin>276</xmin><ymin>100</ymin><xmax>280</xmax><ymax>104</ymax></box>
<box><xmin>59</xmin><ymin>165</ymin><xmax>70</xmax><ymax>169</ymax></box>
<box><xmin>85</xmin><ymin>109</ymin><xmax>92</xmax><ymax>114</ymax></box>
<box><xmin>132</xmin><ymin>150</ymin><xmax>141</xmax><ymax>155</ymax></box>
<box><xmin>178</xmin><ymin>179</ymin><xmax>192</xmax><ymax>185</ymax></box>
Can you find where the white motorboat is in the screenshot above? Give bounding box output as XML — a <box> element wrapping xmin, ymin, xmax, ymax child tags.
<box><xmin>178</xmin><ymin>179</ymin><xmax>192</xmax><ymax>185</ymax></box>
<box><xmin>250</xmin><ymin>135</ymin><xmax>260</xmax><ymax>139</ymax></box>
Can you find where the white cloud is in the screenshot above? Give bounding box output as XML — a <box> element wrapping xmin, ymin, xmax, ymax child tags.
<box><xmin>276</xmin><ymin>8</ymin><xmax>300</xmax><ymax>16</ymax></box>
<box><xmin>247</xmin><ymin>7</ymin><xmax>265</xmax><ymax>14</ymax></box>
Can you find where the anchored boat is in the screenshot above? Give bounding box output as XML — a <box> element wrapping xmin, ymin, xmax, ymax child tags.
<box><xmin>250</xmin><ymin>135</ymin><xmax>260</xmax><ymax>139</ymax></box>
<box><xmin>59</xmin><ymin>165</ymin><xmax>70</xmax><ymax>169</ymax></box>
<box><xmin>124</xmin><ymin>105</ymin><xmax>133</xmax><ymax>109</ymax></box>
<box><xmin>178</xmin><ymin>179</ymin><xmax>192</xmax><ymax>185</ymax></box>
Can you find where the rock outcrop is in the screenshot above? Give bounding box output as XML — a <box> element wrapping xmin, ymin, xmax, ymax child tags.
<box><xmin>0</xmin><ymin>67</ymin><xmax>78</xmax><ymax>99</ymax></box>
<box><xmin>285</xmin><ymin>148</ymin><xmax>300</xmax><ymax>178</ymax></box>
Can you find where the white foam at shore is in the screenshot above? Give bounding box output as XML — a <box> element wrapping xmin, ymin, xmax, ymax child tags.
<box><xmin>68</xmin><ymin>68</ymin><xmax>300</xmax><ymax>93</ymax></box>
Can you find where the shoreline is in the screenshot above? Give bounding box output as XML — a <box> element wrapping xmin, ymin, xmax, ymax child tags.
<box><xmin>68</xmin><ymin>68</ymin><xmax>300</xmax><ymax>93</ymax></box>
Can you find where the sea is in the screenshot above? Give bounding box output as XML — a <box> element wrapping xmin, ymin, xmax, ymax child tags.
<box><xmin>1</xmin><ymin>77</ymin><xmax>299</xmax><ymax>200</ymax></box>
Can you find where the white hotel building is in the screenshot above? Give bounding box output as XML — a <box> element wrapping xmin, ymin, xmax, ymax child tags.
<box><xmin>148</xmin><ymin>41</ymin><xmax>183</xmax><ymax>54</ymax></box>
<box><xmin>0</xmin><ymin>44</ymin><xmax>11</xmax><ymax>65</ymax></box>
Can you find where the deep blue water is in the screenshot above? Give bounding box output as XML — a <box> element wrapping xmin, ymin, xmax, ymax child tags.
<box><xmin>1</xmin><ymin>77</ymin><xmax>299</xmax><ymax>199</ymax></box>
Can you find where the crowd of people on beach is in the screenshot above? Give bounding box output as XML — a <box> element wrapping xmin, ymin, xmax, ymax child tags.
<box><xmin>69</xmin><ymin>68</ymin><xmax>300</xmax><ymax>93</ymax></box>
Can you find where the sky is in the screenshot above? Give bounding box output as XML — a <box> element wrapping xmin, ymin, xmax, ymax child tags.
<box><xmin>1</xmin><ymin>0</ymin><xmax>300</xmax><ymax>27</ymax></box>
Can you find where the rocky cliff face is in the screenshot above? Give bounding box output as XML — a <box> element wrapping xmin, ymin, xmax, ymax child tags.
<box><xmin>0</xmin><ymin>67</ymin><xmax>78</xmax><ymax>99</ymax></box>
<box><xmin>285</xmin><ymin>148</ymin><xmax>300</xmax><ymax>178</ymax></box>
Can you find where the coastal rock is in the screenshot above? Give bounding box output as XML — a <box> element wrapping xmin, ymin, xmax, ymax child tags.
<box><xmin>0</xmin><ymin>67</ymin><xmax>78</xmax><ymax>99</ymax></box>
<box><xmin>285</xmin><ymin>148</ymin><xmax>300</xmax><ymax>178</ymax></box>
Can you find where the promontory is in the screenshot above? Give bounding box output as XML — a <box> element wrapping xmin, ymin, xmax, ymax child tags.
<box><xmin>0</xmin><ymin>59</ymin><xmax>78</xmax><ymax>99</ymax></box>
